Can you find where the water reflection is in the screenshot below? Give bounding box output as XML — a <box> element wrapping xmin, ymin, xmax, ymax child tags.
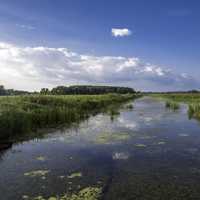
<box><xmin>1</xmin><ymin>97</ymin><xmax>200</xmax><ymax>199</ymax></box>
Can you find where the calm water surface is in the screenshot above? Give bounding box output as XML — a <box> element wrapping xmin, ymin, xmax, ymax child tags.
<box><xmin>1</xmin><ymin>97</ymin><xmax>200</xmax><ymax>200</ymax></box>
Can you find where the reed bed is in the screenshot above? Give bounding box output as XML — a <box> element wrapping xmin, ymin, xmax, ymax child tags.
<box><xmin>165</xmin><ymin>101</ymin><xmax>180</xmax><ymax>110</ymax></box>
<box><xmin>0</xmin><ymin>94</ymin><xmax>136</xmax><ymax>142</ymax></box>
<box><xmin>151</xmin><ymin>93</ymin><xmax>200</xmax><ymax>120</ymax></box>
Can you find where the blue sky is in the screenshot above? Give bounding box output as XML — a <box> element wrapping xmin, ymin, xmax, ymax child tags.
<box><xmin>0</xmin><ymin>0</ymin><xmax>199</xmax><ymax>91</ymax></box>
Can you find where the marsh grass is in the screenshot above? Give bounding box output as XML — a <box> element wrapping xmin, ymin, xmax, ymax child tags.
<box><xmin>165</xmin><ymin>101</ymin><xmax>180</xmax><ymax>110</ymax></box>
<box><xmin>0</xmin><ymin>94</ymin><xmax>136</xmax><ymax>142</ymax></box>
<box><xmin>152</xmin><ymin>93</ymin><xmax>200</xmax><ymax>121</ymax></box>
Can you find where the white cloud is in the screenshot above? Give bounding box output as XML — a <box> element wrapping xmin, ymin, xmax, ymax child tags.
<box><xmin>0</xmin><ymin>42</ymin><xmax>198</xmax><ymax>91</ymax></box>
<box><xmin>111</xmin><ymin>28</ymin><xmax>132</xmax><ymax>37</ymax></box>
<box><xmin>16</xmin><ymin>24</ymin><xmax>35</xmax><ymax>30</ymax></box>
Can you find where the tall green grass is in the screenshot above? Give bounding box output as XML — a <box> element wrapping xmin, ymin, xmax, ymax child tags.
<box><xmin>165</xmin><ymin>101</ymin><xmax>180</xmax><ymax>110</ymax></box>
<box><xmin>0</xmin><ymin>94</ymin><xmax>137</xmax><ymax>142</ymax></box>
<box><xmin>151</xmin><ymin>93</ymin><xmax>200</xmax><ymax>120</ymax></box>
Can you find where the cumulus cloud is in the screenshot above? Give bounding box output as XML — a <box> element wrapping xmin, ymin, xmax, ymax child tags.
<box><xmin>111</xmin><ymin>28</ymin><xmax>132</xmax><ymax>37</ymax></box>
<box><xmin>0</xmin><ymin>42</ymin><xmax>198</xmax><ymax>91</ymax></box>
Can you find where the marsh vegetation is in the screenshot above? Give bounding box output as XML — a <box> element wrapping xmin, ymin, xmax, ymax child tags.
<box><xmin>1</xmin><ymin>95</ymin><xmax>200</xmax><ymax>200</ymax></box>
<box><xmin>152</xmin><ymin>93</ymin><xmax>200</xmax><ymax>120</ymax></box>
<box><xmin>0</xmin><ymin>94</ymin><xmax>137</xmax><ymax>143</ymax></box>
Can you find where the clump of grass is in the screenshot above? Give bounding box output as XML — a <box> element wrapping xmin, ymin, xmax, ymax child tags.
<box><xmin>125</xmin><ymin>104</ymin><xmax>134</xmax><ymax>110</ymax></box>
<box><xmin>188</xmin><ymin>103</ymin><xmax>200</xmax><ymax>119</ymax></box>
<box><xmin>151</xmin><ymin>93</ymin><xmax>200</xmax><ymax>120</ymax></box>
<box><xmin>165</xmin><ymin>101</ymin><xmax>180</xmax><ymax>110</ymax></box>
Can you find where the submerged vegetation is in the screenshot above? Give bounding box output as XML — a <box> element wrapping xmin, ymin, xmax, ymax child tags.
<box><xmin>0</xmin><ymin>93</ymin><xmax>137</xmax><ymax>142</ymax></box>
<box><xmin>94</xmin><ymin>132</ymin><xmax>131</xmax><ymax>144</ymax></box>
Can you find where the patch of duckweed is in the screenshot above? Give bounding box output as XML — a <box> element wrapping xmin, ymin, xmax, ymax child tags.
<box><xmin>157</xmin><ymin>141</ymin><xmax>166</xmax><ymax>145</ymax></box>
<box><xmin>22</xmin><ymin>195</ymin><xmax>29</xmax><ymax>199</ymax></box>
<box><xmin>135</xmin><ymin>144</ymin><xmax>147</xmax><ymax>148</ymax></box>
<box><xmin>36</xmin><ymin>156</ymin><xmax>46</xmax><ymax>161</ymax></box>
<box><xmin>68</xmin><ymin>172</ymin><xmax>82</xmax><ymax>179</ymax></box>
<box><xmin>33</xmin><ymin>196</ymin><xmax>45</xmax><ymax>200</ymax></box>
<box><xmin>24</xmin><ymin>170</ymin><xmax>50</xmax><ymax>178</ymax></box>
<box><xmin>95</xmin><ymin>132</ymin><xmax>130</xmax><ymax>144</ymax></box>
<box><xmin>48</xmin><ymin>197</ymin><xmax>57</xmax><ymax>200</ymax></box>
<box><xmin>60</xmin><ymin>187</ymin><xmax>102</xmax><ymax>200</ymax></box>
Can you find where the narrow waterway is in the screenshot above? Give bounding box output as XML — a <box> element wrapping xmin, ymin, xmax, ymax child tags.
<box><xmin>1</xmin><ymin>97</ymin><xmax>200</xmax><ymax>200</ymax></box>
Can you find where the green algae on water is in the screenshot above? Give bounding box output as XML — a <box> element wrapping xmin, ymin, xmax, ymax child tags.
<box><xmin>36</xmin><ymin>156</ymin><xmax>46</xmax><ymax>161</ymax></box>
<box><xmin>135</xmin><ymin>144</ymin><xmax>147</xmax><ymax>148</ymax></box>
<box><xmin>33</xmin><ymin>196</ymin><xmax>46</xmax><ymax>200</ymax></box>
<box><xmin>24</xmin><ymin>170</ymin><xmax>50</xmax><ymax>178</ymax></box>
<box><xmin>60</xmin><ymin>187</ymin><xmax>102</xmax><ymax>200</ymax></box>
<box><xmin>95</xmin><ymin>132</ymin><xmax>130</xmax><ymax>144</ymax></box>
<box><xmin>31</xmin><ymin>187</ymin><xmax>102</xmax><ymax>200</ymax></box>
<box><xmin>68</xmin><ymin>172</ymin><xmax>82</xmax><ymax>179</ymax></box>
<box><xmin>157</xmin><ymin>141</ymin><xmax>166</xmax><ymax>145</ymax></box>
<box><xmin>48</xmin><ymin>197</ymin><xmax>57</xmax><ymax>200</ymax></box>
<box><xmin>22</xmin><ymin>195</ymin><xmax>29</xmax><ymax>199</ymax></box>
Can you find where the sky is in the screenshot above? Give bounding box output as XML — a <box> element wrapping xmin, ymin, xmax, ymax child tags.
<box><xmin>0</xmin><ymin>0</ymin><xmax>199</xmax><ymax>91</ymax></box>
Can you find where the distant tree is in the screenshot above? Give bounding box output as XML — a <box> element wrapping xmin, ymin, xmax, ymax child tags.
<box><xmin>40</xmin><ymin>88</ymin><xmax>50</xmax><ymax>95</ymax></box>
<box><xmin>0</xmin><ymin>85</ymin><xmax>6</xmax><ymax>95</ymax></box>
<box><xmin>49</xmin><ymin>85</ymin><xmax>136</xmax><ymax>95</ymax></box>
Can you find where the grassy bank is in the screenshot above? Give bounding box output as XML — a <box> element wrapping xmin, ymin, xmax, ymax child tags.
<box><xmin>0</xmin><ymin>94</ymin><xmax>137</xmax><ymax>142</ymax></box>
<box><xmin>151</xmin><ymin>93</ymin><xmax>200</xmax><ymax>120</ymax></box>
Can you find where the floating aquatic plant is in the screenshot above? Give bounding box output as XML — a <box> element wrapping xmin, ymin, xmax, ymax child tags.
<box><xmin>31</xmin><ymin>187</ymin><xmax>102</xmax><ymax>200</ymax></box>
<box><xmin>68</xmin><ymin>172</ymin><xmax>82</xmax><ymax>179</ymax></box>
<box><xmin>22</xmin><ymin>195</ymin><xmax>29</xmax><ymax>199</ymax></box>
<box><xmin>157</xmin><ymin>141</ymin><xmax>165</xmax><ymax>145</ymax></box>
<box><xmin>36</xmin><ymin>156</ymin><xmax>46</xmax><ymax>161</ymax></box>
<box><xmin>95</xmin><ymin>132</ymin><xmax>130</xmax><ymax>144</ymax></box>
<box><xmin>24</xmin><ymin>170</ymin><xmax>50</xmax><ymax>178</ymax></box>
<box><xmin>60</xmin><ymin>187</ymin><xmax>102</xmax><ymax>200</ymax></box>
<box><xmin>33</xmin><ymin>196</ymin><xmax>46</xmax><ymax>200</ymax></box>
<box><xmin>135</xmin><ymin>144</ymin><xmax>147</xmax><ymax>148</ymax></box>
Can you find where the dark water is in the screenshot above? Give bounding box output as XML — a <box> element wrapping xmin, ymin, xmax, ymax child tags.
<box><xmin>1</xmin><ymin>97</ymin><xmax>200</xmax><ymax>200</ymax></box>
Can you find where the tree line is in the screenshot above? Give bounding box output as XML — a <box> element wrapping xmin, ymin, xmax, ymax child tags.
<box><xmin>0</xmin><ymin>85</ymin><xmax>31</xmax><ymax>96</ymax></box>
<box><xmin>0</xmin><ymin>85</ymin><xmax>136</xmax><ymax>96</ymax></box>
<box><xmin>40</xmin><ymin>85</ymin><xmax>136</xmax><ymax>95</ymax></box>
